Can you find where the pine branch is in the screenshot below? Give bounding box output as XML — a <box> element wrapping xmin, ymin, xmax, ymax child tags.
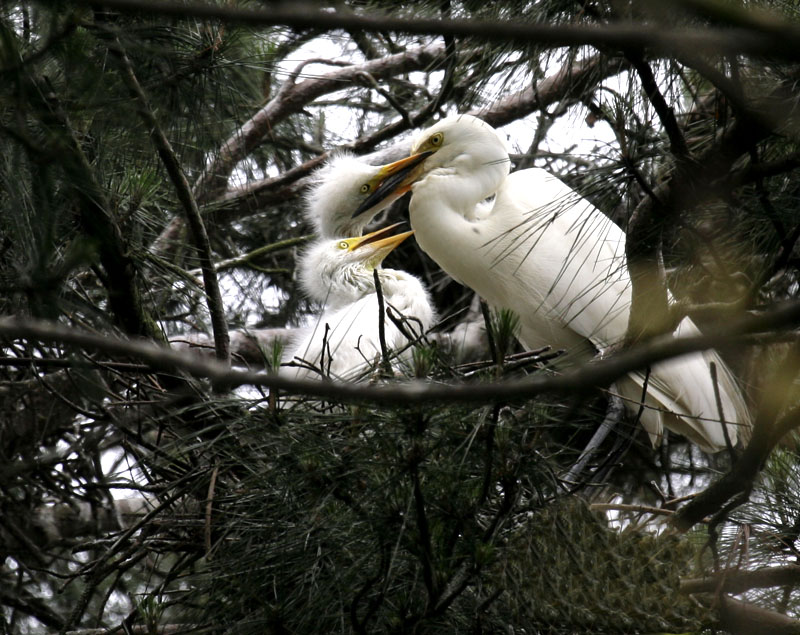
<box><xmin>37</xmin><ymin>86</ymin><xmax>161</xmax><ymax>340</ymax></box>
<box><xmin>80</xmin><ymin>1</ymin><xmax>800</xmax><ymax>62</ymax></box>
<box><xmin>151</xmin><ymin>42</ymin><xmax>446</xmax><ymax>253</ymax></box>
<box><xmin>109</xmin><ymin>35</ymin><xmax>230</xmax><ymax>365</ymax></box>
<box><xmin>3</xmin><ymin>299</ymin><xmax>800</xmax><ymax>405</ymax></box>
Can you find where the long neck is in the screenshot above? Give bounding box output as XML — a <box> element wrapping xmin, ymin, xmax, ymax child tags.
<box><xmin>408</xmin><ymin>180</ymin><xmax>499</xmax><ymax>296</ymax></box>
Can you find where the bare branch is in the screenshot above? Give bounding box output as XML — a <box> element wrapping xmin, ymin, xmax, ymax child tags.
<box><xmin>195</xmin><ymin>53</ymin><xmax>629</xmax><ymax>232</ymax></box>
<box><xmin>2</xmin><ymin>299</ymin><xmax>799</xmax><ymax>405</ymax></box>
<box><xmin>151</xmin><ymin>42</ymin><xmax>446</xmax><ymax>252</ymax></box>
<box><xmin>191</xmin><ymin>42</ymin><xmax>446</xmax><ymax>205</ymax></box>
<box><xmin>170</xmin><ymin>328</ymin><xmax>297</xmax><ymax>366</ymax></box>
<box><xmin>681</xmin><ymin>565</ymin><xmax>800</xmax><ymax>595</ymax></box>
<box><xmin>473</xmin><ymin>55</ymin><xmax>629</xmax><ymax>129</ymax></box>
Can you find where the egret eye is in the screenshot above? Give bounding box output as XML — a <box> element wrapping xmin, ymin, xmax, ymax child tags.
<box><xmin>360</xmin><ymin>183</ymin><xmax>371</xmax><ymax>194</ymax></box>
<box><xmin>430</xmin><ymin>132</ymin><xmax>444</xmax><ymax>146</ymax></box>
<box><xmin>337</xmin><ymin>241</ymin><xmax>349</xmax><ymax>250</ymax></box>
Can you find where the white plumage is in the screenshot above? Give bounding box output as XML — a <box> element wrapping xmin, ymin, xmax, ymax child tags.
<box><xmin>304</xmin><ymin>152</ymin><xmax>428</xmax><ymax>239</ymax></box>
<box><xmin>355</xmin><ymin>114</ymin><xmax>750</xmax><ymax>452</ymax></box>
<box><xmin>284</xmin><ymin>152</ymin><xmax>437</xmax><ymax>382</ymax></box>
<box><xmin>287</xmin><ymin>226</ymin><xmax>435</xmax><ymax>381</ymax></box>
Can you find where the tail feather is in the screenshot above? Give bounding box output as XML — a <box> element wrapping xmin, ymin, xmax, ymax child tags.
<box><xmin>615</xmin><ymin>317</ymin><xmax>751</xmax><ymax>453</ymax></box>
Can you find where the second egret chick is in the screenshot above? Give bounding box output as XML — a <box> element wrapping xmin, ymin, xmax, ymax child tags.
<box><xmin>287</xmin><ymin>224</ymin><xmax>435</xmax><ymax>382</ymax></box>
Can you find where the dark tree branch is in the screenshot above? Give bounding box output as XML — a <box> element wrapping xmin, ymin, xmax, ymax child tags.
<box><xmin>109</xmin><ymin>35</ymin><xmax>230</xmax><ymax>365</ymax></box>
<box><xmin>681</xmin><ymin>564</ymin><xmax>800</xmax><ymax>595</ymax></box>
<box><xmin>2</xmin><ymin>299</ymin><xmax>799</xmax><ymax>406</ymax></box>
<box><xmin>628</xmin><ymin>54</ymin><xmax>689</xmax><ymax>159</ymax></box>
<box><xmin>0</xmin><ymin>589</ymin><xmax>65</xmax><ymax>632</ymax></box>
<box><xmin>80</xmin><ymin>1</ymin><xmax>800</xmax><ymax>62</ymax></box>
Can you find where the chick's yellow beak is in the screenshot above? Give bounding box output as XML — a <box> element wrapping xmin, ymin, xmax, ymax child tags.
<box><xmin>345</xmin><ymin>222</ymin><xmax>415</xmax><ymax>269</ymax></box>
<box><xmin>352</xmin><ymin>150</ymin><xmax>434</xmax><ymax>218</ymax></box>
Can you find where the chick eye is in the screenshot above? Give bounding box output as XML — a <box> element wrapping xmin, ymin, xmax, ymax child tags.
<box><xmin>360</xmin><ymin>183</ymin><xmax>371</xmax><ymax>194</ymax></box>
<box><xmin>338</xmin><ymin>241</ymin><xmax>349</xmax><ymax>250</ymax></box>
<box><xmin>430</xmin><ymin>132</ymin><xmax>444</xmax><ymax>146</ymax></box>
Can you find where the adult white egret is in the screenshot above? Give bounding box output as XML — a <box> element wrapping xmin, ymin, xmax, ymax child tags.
<box><xmin>354</xmin><ymin>114</ymin><xmax>750</xmax><ymax>452</ymax></box>
<box><xmin>304</xmin><ymin>152</ymin><xmax>430</xmax><ymax>240</ymax></box>
<box><xmin>287</xmin><ymin>224</ymin><xmax>435</xmax><ymax>382</ymax></box>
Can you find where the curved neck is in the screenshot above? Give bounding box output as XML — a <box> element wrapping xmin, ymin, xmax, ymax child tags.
<box><xmin>408</xmin><ymin>182</ymin><xmax>489</xmax><ymax>285</ymax></box>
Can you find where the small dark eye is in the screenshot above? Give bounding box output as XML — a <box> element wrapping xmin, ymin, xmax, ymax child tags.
<box><xmin>360</xmin><ymin>183</ymin><xmax>371</xmax><ymax>194</ymax></box>
<box><xmin>338</xmin><ymin>241</ymin><xmax>349</xmax><ymax>250</ymax></box>
<box><xmin>430</xmin><ymin>132</ymin><xmax>443</xmax><ymax>146</ymax></box>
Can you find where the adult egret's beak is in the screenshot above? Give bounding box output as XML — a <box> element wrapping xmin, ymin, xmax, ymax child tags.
<box><xmin>341</xmin><ymin>223</ymin><xmax>415</xmax><ymax>269</ymax></box>
<box><xmin>352</xmin><ymin>151</ymin><xmax>434</xmax><ymax>218</ymax></box>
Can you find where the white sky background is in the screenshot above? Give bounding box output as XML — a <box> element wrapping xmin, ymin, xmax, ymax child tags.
<box><xmin>272</xmin><ymin>36</ymin><xmax>622</xmax><ymax>169</ymax></box>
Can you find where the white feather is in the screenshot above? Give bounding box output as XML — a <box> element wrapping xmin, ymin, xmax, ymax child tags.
<box><xmin>287</xmin><ymin>257</ymin><xmax>435</xmax><ymax>381</ymax></box>
<box><xmin>404</xmin><ymin>114</ymin><xmax>750</xmax><ymax>451</ymax></box>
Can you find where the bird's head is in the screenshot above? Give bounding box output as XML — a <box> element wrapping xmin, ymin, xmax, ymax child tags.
<box><xmin>306</xmin><ymin>153</ymin><xmax>428</xmax><ymax>238</ymax></box>
<box><xmin>299</xmin><ymin>223</ymin><xmax>414</xmax><ymax>303</ymax></box>
<box><xmin>352</xmin><ymin>114</ymin><xmax>511</xmax><ymax>218</ymax></box>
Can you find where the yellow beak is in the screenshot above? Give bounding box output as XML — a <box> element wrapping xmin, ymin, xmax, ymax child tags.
<box><xmin>340</xmin><ymin>223</ymin><xmax>415</xmax><ymax>269</ymax></box>
<box><xmin>352</xmin><ymin>150</ymin><xmax>434</xmax><ymax>218</ymax></box>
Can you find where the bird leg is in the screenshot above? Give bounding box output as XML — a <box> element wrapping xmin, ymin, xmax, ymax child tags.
<box><xmin>563</xmin><ymin>390</ymin><xmax>626</xmax><ymax>486</ymax></box>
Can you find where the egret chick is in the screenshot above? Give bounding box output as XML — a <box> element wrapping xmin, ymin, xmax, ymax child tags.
<box><xmin>305</xmin><ymin>152</ymin><xmax>430</xmax><ymax>239</ymax></box>
<box><xmin>287</xmin><ymin>224</ymin><xmax>435</xmax><ymax>382</ymax></box>
<box><xmin>355</xmin><ymin>114</ymin><xmax>750</xmax><ymax>452</ymax></box>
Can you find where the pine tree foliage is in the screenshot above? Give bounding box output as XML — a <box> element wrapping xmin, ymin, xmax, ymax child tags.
<box><xmin>2</xmin><ymin>0</ymin><xmax>800</xmax><ymax>632</ymax></box>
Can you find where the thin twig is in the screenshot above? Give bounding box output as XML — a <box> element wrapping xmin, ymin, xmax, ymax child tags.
<box><xmin>373</xmin><ymin>270</ymin><xmax>392</xmax><ymax>376</ymax></box>
<box><xmin>710</xmin><ymin>361</ymin><xmax>736</xmax><ymax>462</ymax></box>
<box><xmin>188</xmin><ymin>235</ymin><xmax>312</xmax><ymax>277</ymax></box>
<box><xmin>590</xmin><ymin>502</ymin><xmax>679</xmax><ymax>518</ymax></box>
<box><xmin>355</xmin><ymin>71</ymin><xmax>413</xmax><ymax>128</ymax></box>
<box><xmin>204</xmin><ymin>464</ymin><xmax>219</xmax><ymax>557</ymax></box>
